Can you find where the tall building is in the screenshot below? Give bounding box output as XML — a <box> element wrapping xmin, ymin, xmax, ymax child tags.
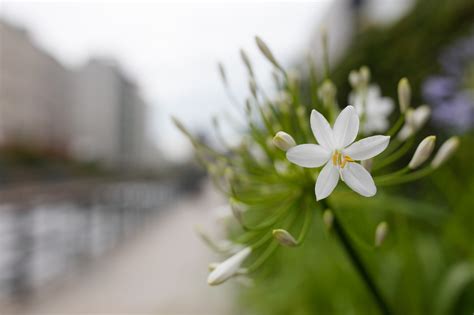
<box><xmin>71</xmin><ymin>58</ymin><xmax>149</xmax><ymax>170</ymax></box>
<box><xmin>0</xmin><ymin>19</ymin><xmax>154</xmax><ymax>170</ymax></box>
<box><xmin>0</xmin><ymin>20</ymin><xmax>72</xmax><ymax>152</ymax></box>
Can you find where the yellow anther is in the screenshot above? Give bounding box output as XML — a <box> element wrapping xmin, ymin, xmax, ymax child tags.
<box><xmin>332</xmin><ymin>152</ymin><xmax>354</xmax><ymax>168</ymax></box>
<box><xmin>332</xmin><ymin>152</ymin><xmax>340</xmax><ymax>166</ymax></box>
<box><xmin>341</xmin><ymin>155</ymin><xmax>354</xmax><ymax>168</ymax></box>
<box><xmin>341</xmin><ymin>159</ymin><xmax>347</xmax><ymax>168</ymax></box>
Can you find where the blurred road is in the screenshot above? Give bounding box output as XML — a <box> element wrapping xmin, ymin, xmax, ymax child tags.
<box><xmin>8</xmin><ymin>181</ymin><xmax>234</xmax><ymax>315</ymax></box>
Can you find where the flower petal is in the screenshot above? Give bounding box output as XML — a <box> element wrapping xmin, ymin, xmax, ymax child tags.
<box><xmin>310</xmin><ymin>110</ymin><xmax>335</xmax><ymax>149</ymax></box>
<box><xmin>341</xmin><ymin>163</ymin><xmax>376</xmax><ymax>197</ymax></box>
<box><xmin>286</xmin><ymin>144</ymin><xmax>330</xmax><ymax>168</ymax></box>
<box><xmin>333</xmin><ymin>105</ymin><xmax>359</xmax><ymax>148</ymax></box>
<box><xmin>207</xmin><ymin>247</ymin><xmax>251</xmax><ymax>286</ymax></box>
<box><xmin>344</xmin><ymin>135</ymin><xmax>390</xmax><ymax>160</ymax></box>
<box><xmin>315</xmin><ymin>162</ymin><xmax>340</xmax><ymax>201</ymax></box>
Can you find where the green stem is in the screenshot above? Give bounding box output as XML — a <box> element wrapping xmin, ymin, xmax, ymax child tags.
<box><xmin>246</xmin><ymin>209</ymin><xmax>298</xmax><ymax>272</ymax></box>
<box><xmin>373</xmin><ymin>137</ymin><xmax>414</xmax><ymax>171</ymax></box>
<box><xmin>377</xmin><ymin>166</ymin><xmax>434</xmax><ymax>186</ymax></box>
<box><xmin>296</xmin><ymin>206</ymin><xmax>313</xmax><ymax>244</ymax></box>
<box><xmin>387</xmin><ymin>114</ymin><xmax>405</xmax><ymax>137</ymax></box>
<box><xmin>374</xmin><ymin>166</ymin><xmax>410</xmax><ymax>183</ymax></box>
<box><xmin>324</xmin><ymin>201</ymin><xmax>392</xmax><ymax>315</ymax></box>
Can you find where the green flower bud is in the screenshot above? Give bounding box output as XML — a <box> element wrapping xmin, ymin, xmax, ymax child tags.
<box><xmin>272</xmin><ymin>229</ymin><xmax>298</xmax><ymax>247</ymax></box>
<box><xmin>431</xmin><ymin>137</ymin><xmax>460</xmax><ymax>169</ymax></box>
<box><xmin>398</xmin><ymin>78</ymin><xmax>411</xmax><ymax>113</ymax></box>
<box><xmin>255</xmin><ymin>36</ymin><xmax>282</xmax><ymax>70</ymax></box>
<box><xmin>408</xmin><ymin>136</ymin><xmax>436</xmax><ymax>169</ymax></box>
<box><xmin>323</xmin><ymin>209</ymin><xmax>334</xmax><ymax>230</ymax></box>
<box><xmin>273</xmin><ymin>131</ymin><xmax>296</xmax><ymax>151</ymax></box>
<box><xmin>375</xmin><ymin>221</ymin><xmax>388</xmax><ymax>247</ymax></box>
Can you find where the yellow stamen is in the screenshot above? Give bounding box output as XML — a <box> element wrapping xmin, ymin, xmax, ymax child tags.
<box><xmin>332</xmin><ymin>152</ymin><xmax>340</xmax><ymax>166</ymax></box>
<box><xmin>332</xmin><ymin>151</ymin><xmax>354</xmax><ymax>168</ymax></box>
<box><xmin>341</xmin><ymin>159</ymin><xmax>347</xmax><ymax>168</ymax></box>
<box><xmin>340</xmin><ymin>155</ymin><xmax>354</xmax><ymax>168</ymax></box>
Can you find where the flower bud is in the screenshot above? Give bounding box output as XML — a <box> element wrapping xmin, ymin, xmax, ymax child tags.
<box><xmin>323</xmin><ymin>209</ymin><xmax>334</xmax><ymax>230</ymax></box>
<box><xmin>408</xmin><ymin>136</ymin><xmax>436</xmax><ymax>169</ymax></box>
<box><xmin>273</xmin><ymin>131</ymin><xmax>296</xmax><ymax>151</ymax></box>
<box><xmin>209</xmin><ymin>262</ymin><xmax>246</xmax><ymax>275</ymax></box>
<box><xmin>398</xmin><ymin>78</ymin><xmax>411</xmax><ymax>113</ymax></box>
<box><xmin>318</xmin><ymin>80</ymin><xmax>337</xmax><ymax>107</ymax></box>
<box><xmin>272</xmin><ymin>229</ymin><xmax>298</xmax><ymax>247</ymax></box>
<box><xmin>287</xmin><ymin>69</ymin><xmax>300</xmax><ymax>89</ymax></box>
<box><xmin>218</xmin><ymin>62</ymin><xmax>227</xmax><ymax>87</ymax></box>
<box><xmin>240</xmin><ymin>49</ymin><xmax>254</xmax><ymax>77</ymax></box>
<box><xmin>359</xmin><ymin>66</ymin><xmax>370</xmax><ymax>85</ymax></box>
<box><xmin>255</xmin><ymin>36</ymin><xmax>282</xmax><ymax>70</ymax></box>
<box><xmin>361</xmin><ymin>159</ymin><xmax>373</xmax><ymax>172</ymax></box>
<box><xmin>431</xmin><ymin>137</ymin><xmax>460</xmax><ymax>169</ymax></box>
<box><xmin>296</xmin><ymin>105</ymin><xmax>306</xmax><ymax>119</ymax></box>
<box><xmin>274</xmin><ymin>160</ymin><xmax>289</xmax><ymax>175</ymax></box>
<box><xmin>375</xmin><ymin>221</ymin><xmax>388</xmax><ymax>247</ymax></box>
<box><xmin>207</xmin><ymin>247</ymin><xmax>251</xmax><ymax>285</ymax></box>
<box><xmin>411</xmin><ymin>105</ymin><xmax>431</xmax><ymax>129</ymax></box>
<box><xmin>249</xmin><ymin>78</ymin><xmax>257</xmax><ymax>98</ymax></box>
<box><xmin>348</xmin><ymin>70</ymin><xmax>361</xmax><ymax>88</ymax></box>
<box><xmin>397</xmin><ymin>106</ymin><xmax>431</xmax><ymax>141</ymax></box>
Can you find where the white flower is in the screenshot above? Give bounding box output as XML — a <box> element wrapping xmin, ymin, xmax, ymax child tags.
<box><xmin>207</xmin><ymin>247</ymin><xmax>251</xmax><ymax>286</ymax></box>
<box><xmin>286</xmin><ymin>106</ymin><xmax>390</xmax><ymax>200</ymax></box>
<box><xmin>349</xmin><ymin>85</ymin><xmax>394</xmax><ymax>134</ymax></box>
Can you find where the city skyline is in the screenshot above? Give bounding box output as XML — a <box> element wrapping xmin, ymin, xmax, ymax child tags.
<box><xmin>0</xmin><ymin>2</ymin><xmax>329</xmax><ymax>161</ymax></box>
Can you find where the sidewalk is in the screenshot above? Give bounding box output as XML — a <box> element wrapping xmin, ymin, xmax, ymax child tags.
<box><xmin>14</xmin><ymin>182</ymin><xmax>235</xmax><ymax>315</ymax></box>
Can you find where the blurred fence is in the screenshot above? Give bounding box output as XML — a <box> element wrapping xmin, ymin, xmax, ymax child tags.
<box><xmin>0</xmin><ymin>178</ymin><xmax>187</xmax><ymax>305</ymax></box>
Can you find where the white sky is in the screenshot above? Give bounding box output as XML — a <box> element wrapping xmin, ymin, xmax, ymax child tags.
<box><xmin>0</xmin><ymin>1</ymin><xmax>331</xmax><ymax>161</ymax></box>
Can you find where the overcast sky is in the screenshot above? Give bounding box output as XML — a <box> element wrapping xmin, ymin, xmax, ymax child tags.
<box><xmin>0</xmin><ymin>1</ymin><xmax>331</xmax><ymax>160</ymax></box>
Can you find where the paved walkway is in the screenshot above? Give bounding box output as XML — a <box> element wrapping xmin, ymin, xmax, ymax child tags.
<box><xmin>12</xmin><ymin>183</ymin><xmax>235</xmax><ymax>315</ymax></box>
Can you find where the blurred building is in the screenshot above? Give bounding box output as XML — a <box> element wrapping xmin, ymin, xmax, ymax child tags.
<box><xmin>71</xmin><ymin>59</ymin><xmax>149</xmax><ymax>170</ymax></box>
<box><xmin>0</xmin><ymin>20</ymin><xmax>156</xmax><ymax>170</ymax></box>
<box><xmin>0</xmin><ymin>20</ymin><xmax>72</xmax><ymax>153</ymax></box>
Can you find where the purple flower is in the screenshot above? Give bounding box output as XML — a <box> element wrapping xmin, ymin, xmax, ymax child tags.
<box><xmin>423</xmin><ymin>32</ymin><xmax>474</xmax><ymax>133</ymax></box>
<box><xmin>432</xmin><ymin>92</ymin><xmax>474</xmax><ymax>132</ymax></box>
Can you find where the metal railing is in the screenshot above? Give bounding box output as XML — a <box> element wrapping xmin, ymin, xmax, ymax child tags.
<box><xmin>0</xmin><ymin>179</ymin><xmax>181</xmax><ymax>304</ymax></box>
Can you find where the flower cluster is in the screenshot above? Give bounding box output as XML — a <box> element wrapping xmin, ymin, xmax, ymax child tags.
<box><xmin>423</xmin><ymin>31</ymin><xmax>474</xmax><ymax>132</ymax></box>
<box><xmin>174</xmin><ymin>37</ymin><xmax>460</xmax><ymax>287</ymax></box>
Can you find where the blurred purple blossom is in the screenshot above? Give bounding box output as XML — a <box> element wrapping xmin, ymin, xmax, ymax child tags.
<box><xmin>423</xmin><ymin>33</ymin><xmax>474</xmax><ymax>133</ymax></box>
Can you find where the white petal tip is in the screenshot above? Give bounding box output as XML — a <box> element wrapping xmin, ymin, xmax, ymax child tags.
<box><xmin>315</xmin><ymin>193</ymin><xmax>327</xmax><ymax>201</ymax></box>
<box><xmin>362</xmin><ymin>189</ymin><xmax>377</xmax><ymax>197</ymax></box>
<box><xmin>207</xmin><ymin>276</ymin><xmax>219</xmax><ymax>286</ymax></box>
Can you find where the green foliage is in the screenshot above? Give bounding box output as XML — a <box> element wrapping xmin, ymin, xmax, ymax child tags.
<box><xmin>235</xmin><ymin>0</ymin><xmax>474</xmax><ymax>314</ymax></box>
<box><xmin>330</xmin><ymin>0</ymin><xmax>474</xmax><ymax>109</ymax></box>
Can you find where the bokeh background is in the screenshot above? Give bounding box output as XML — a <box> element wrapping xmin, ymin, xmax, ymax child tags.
<box><xmin>0</xmin><ymin>0</ymin><xmax>473</xmax><ymax>314</ymax></box>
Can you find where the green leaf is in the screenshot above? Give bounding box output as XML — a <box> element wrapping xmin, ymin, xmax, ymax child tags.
<box><xmin>433</xmin><ymin>262</ymin><xmax>474</xmax><ymax>315</ymax></box>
